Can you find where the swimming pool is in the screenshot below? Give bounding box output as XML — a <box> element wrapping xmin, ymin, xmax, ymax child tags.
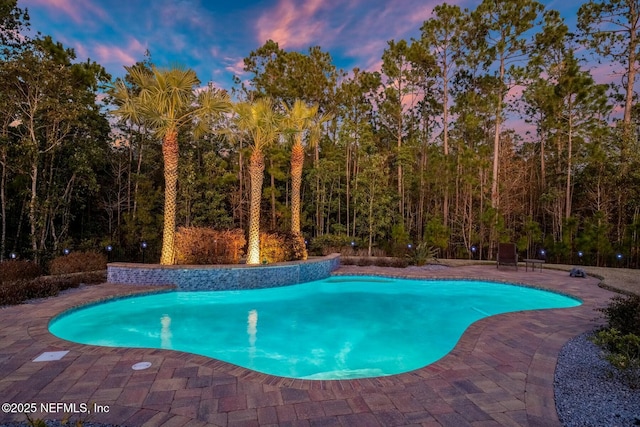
<box><xmin>49</xmin><ymin>275</ymin><xmax>581</xmax><ymax>379</ymax></box>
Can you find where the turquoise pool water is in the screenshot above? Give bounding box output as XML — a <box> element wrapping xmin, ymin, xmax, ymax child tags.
<box><xmin>49</xmin><ymin>276</ymin><xmax>581</xmax><ymax>379</ymax></box>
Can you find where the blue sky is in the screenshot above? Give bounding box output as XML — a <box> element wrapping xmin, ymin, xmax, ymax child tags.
<box><xmin>21</xmin><ymin>0</ymin><xmax>586</xmax><ymax>91</ymax></box>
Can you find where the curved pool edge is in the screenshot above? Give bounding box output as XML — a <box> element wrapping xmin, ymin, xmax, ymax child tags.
<box><xmin>107</xmin><ymin>253</ymin><xmax>340</xmax><ymax>290</ymax></box>
<box><xmin>47</xmin><ymin>286</ymin><xmax>177</xmax><ymax>328</ymax></box>
<box><xmin>330</xmin><ymin>270</ymin><xmax>585</xmax><ymax>304</ymax></box>
<box><xmin>1</xmin><ymin>264</ymin><xmax>616</xmax><ymax>427</ymax></box>
<box><xmin>48</xmin><ymin>274</ymin><xmax>583</xmax><ymax>382</ymax></box>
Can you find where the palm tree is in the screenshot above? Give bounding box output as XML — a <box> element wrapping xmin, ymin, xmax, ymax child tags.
<box><xmin>234</xmin><ymin>98</ymin><xmax>281</xmax><ymax>265</ymax></box>
<box><xmin>282</xmin><ymin>100</ymin><xmax>318</xmax><ymax>236</ymax></box>
<box><xmin>111</xmin><ymin>65</ymin><xmax>231</xmax><ymax>265</ymax></box>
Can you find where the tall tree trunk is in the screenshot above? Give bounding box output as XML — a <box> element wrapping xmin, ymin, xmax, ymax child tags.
<box><xmin>0</xmin><ymin>150</ymin><xmax>6</xmax><ymax>262</ymax></box>
<box><xmin>314</xmin><ymin>141</ymin><xmax>321</xmax><ymax>236</ymax></box>
<box><xmin>132</xmin><ymin>137</ymin><xmax>144</xmax><ymax>220</ymax></box>
<box><xmin>247</xmin><ymin>150</ymin><xmax>265</xmax><ymax>265</ymax></box>
<box><xmin>443</xmin><ymin>72</ymin><xmax>450</xmax><ymax>230</ymax></box>
<box><xmin>351</xmin><ymin>151</ymin><xmax>359</xmax><ymax>237</ymax></box>
<box><xmin>398</xmin><ymin>130</ymin><xmax>403</xmax><ymax>219</ymax></box>
<box><xmin>540</xmin><ymin>130</ymin><xmax>546</xmax><ymax>190</ymax></box>
<box><xmin>238</xmin><ymin>141</ymin><xmax>243</xmax><ymax>229</ymax></box>
<box><xmin>270</xmin><ymin>158</ymin><xmax>276</xmax><ymax>230</ymax></box>
<box><xmin>345</xmin><ymin>142</ymin><xmax>351</xmax><ymax>237</ymax></box>
<box><xmin>491</xmin><ymin>114</ymin><xmax>501</xmax><ymax>210</ymax></box>
<box><xmin>126</xmin><ymin>127</ymin><xmax>132</xmax><ymax>216</ymax></box>
<box><xmin>29</xmin><ymin>160</ymin><xmax>39</xmax><ymax>261</ymax></box>
<box><xmin>565</xmin><ymin>113</ymin><xmax>573</xmax><ymax>219</ymax></box>
<box><xmin>624</xmin><ymin>2</ymin><xmax>637</xmax><ymax>131</ymax></box>
<box><xmin>491</xmin><ymin>56</ymin><xmax>506</xmax><ymax>211</ymax></box>
<box><xmin>160</xmin><ymin>130</ymin><xmax>179</xmax><ymax>265</ymax></box>
<box><xmin>418</xmin><ymin>144</ymin><xmax>426</xmax><ymax>240</ymax></box>
<box><xmin>368</xmin><ymin>183</ymin><xmax>374</xmax><ymax>257</ymax></box>
<box><xmin>290</xmin><ymin>140</ymin><xmax>304</xmax><ymax>235</ymax></box>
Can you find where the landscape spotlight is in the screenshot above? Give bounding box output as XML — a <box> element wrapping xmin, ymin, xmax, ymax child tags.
<box><xmin>141</xmin><ymin>241</ymin><xmax>148</xmax><ymax>263</ymax></box>
<box><xmin>9</xmin><ymin>252</ymin><xmax>16</xmax><ymax>260</ymax></box>
<box><xmin>63</xmin><ymin>248</ymin><xmax>70</xmax><ymax>255</ymax></box>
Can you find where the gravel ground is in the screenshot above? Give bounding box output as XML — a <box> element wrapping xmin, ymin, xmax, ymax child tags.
<box><xmin>555</xmin><ymin>332</ymin><xmax>640</xmax><ymax>427</ymax></box>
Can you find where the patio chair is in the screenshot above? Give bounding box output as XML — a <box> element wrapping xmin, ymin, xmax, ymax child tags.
<box><xmin>497</xmin><ymin>243</ymin><xmax>518</xmax><ymax>270</ymax></box>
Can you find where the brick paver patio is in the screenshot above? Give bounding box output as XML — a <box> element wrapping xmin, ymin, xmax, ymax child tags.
<box><xmin>0</xmin><ymin>265</ymin><xmax>615</xmax><ymax>426</ymax></box>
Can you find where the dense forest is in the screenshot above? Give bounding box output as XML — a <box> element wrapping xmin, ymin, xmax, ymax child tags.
<box><xmin>1</xmin><ymin>0</ymin><xmax>639</xmax><ymax>267</ymax></box>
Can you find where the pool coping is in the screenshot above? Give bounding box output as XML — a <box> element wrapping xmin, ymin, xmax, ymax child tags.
<box><xmin>107</xmin><ymin>254</ymin><xmax>340</xmax><ymax>291</ymax></box>
<box><xmin>0</xmin><ymin>264</ymin><xmax>615</xmax><ymax>426</ymax></box>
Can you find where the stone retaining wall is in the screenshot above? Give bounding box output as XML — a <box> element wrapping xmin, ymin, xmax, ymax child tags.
<box><xmin>107</xmin><ymin>254</ymin><xmax>340</xmax><ymax>291</ymax></box>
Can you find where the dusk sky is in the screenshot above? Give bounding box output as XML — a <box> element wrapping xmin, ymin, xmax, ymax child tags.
<box><xmin>20</xmin><ymin>0</ymin><xmax>586</xmax><ymax>92</ymax></box>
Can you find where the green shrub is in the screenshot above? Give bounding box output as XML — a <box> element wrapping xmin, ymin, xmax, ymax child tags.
<box><xmin>592</xmin><ymin>295</ymin><xmax>640</xmax><ymax>388</ymax></box>
<box><xmin>174</xmin><ymin>227</ymin><xmax>245</xmax><ymax>264</ymax></box>
<box><xmin>355</xmin><ymin>257</ymin><xmax>374</xmax><ymax>266</ymax></box>
<box><xmin>309</xmin><ymin>234</ymin><xmax>354</xmax><ymax>256</ymax></box>
<box><xmin>62</xmin><ymin>270</ymin><xmax>106</xmax><ymax>285</ymax></box>
<box><xmin>406</xmin><ymin>243</ymin><xmax>439</xmax><ymax>266</ymax></box>
<box><xmin>591</xmin><ymin>328</ymin><xmax>640</xmax><ymax>388</ymax></box>
<box><xmin>260</xmin><ymin>232</ymin><xmax>307</xmax><ymax>263</ymax></box>
<box><xmin>43</xmin><ymin>272</ymin><xmax>103</xmax><ymax>289</ymax></box>
<box><xmin>308</xmin><ymin>238</ymin><xmax>385</xmax><ymax>257</ymax></box>
<box><xmin>598</xmin><ymin>295</ymin><xmax>640</xmax><ymax>335</ymax></box>
<box><xmin>351</xmin><ymin>248</ymin><xmax>386</xmax><ymax>257</ymax></box>
<box><xmin>0</xmin><ymin>271</ymin><xmax>102</xmax><ymax>306</ymax></box>
<box><xmin>25</xmin><ymin>414</ymin><xmax>47</xmax><ymax>427</ymax></box>
<box><xmin>49</xmin><ymin>251</ymin><xmax>107</xmax><ymax>275</ymax></box>
<box><xmin>0</xmin><ymin>279</ymin><xmax>59</xmax><ymax>305</ymax></box>
<box><xmin>0</xmin><ymin>260</ymin><xmax>42</xmax><ymax>283</ymax></box>
<box><xmin>377</xmin><ymin>257</ymin><xmax>409</xmax><ymax>268</ymax></box>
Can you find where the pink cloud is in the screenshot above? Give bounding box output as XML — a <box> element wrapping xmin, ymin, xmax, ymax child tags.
<box><xmin>342</xmin><ymin>0</ymin><xmax>469</xmax><ymax>73</ymax></box>
<box><xmin>25</xmin><ymin>0</ymin><xmax>107</xmax><ymax>23</ymax></box>
<box><xmin>224</xmin><ymin>58</ymin><xmax>246</xmax><ymax>76</ymax></box>
<box><xmin>507</xmin><ymin>84</ymin><xmax>526</xmax><ymax>101</ymax></box>
<box><xmin>587</xmin><ymin>61</ymin><xmax>623</xmax><ymax>86</ymax></box>
<box><xmin>156</xmin><ymin>0</ymin><xmax>213</xmax><ymax>33</ymax></box>
<box><xmin>91</xmin><ymin>38</ymin><xmax>146</xmax><ymax>68</ymax></box>
<box><xmin>255</xmin><ymin>0</ymin><xmax>330</xmax><ymax>49</ymax></box>
<box><xmin>346</xmin><ymin>39</ymin><xmax>386</xmax><ymax>71</ymax></box>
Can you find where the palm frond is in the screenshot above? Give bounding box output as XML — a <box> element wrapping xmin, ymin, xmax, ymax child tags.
<box><xmin>233</xmin><ymin>98</ymin><xmax>282</xmax><ymax>151</ymax></box>
<box><xmin>111</xmin><ymin>65</ymin><xmax>227</xmax><ymax>141</ymax></box>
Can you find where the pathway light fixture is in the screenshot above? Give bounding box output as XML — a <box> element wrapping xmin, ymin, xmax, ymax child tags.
<box><xmin>141</xmin><ymin>241</ymin><xmax>148</xmax><ymax>263</ymax></box>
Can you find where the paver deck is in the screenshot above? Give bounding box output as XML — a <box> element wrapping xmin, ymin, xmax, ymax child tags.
<box><xmin>0</xmin><ymin>265</ymin><xmax>615</xmax><ymax>426</ymax></box>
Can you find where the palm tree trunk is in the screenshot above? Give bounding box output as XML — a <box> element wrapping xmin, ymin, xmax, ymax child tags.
<box><xmin>270</xmin><ymin>158</ymin><xmax>276</xmax><ymax>230</ymax></box>
<box><xmin>160</xmin><ymin>130</ymin><xmax>179</xmax><ymax>265</ymax></box>
<box><xmin>247</xmin><ymin>150</ymin><xmax>265</xmax><ymax>264</ymax></box>
<box><xmin>290</xmin><ymin>140</ymin><xmax>304</xmax><ymax>235</ymax></box>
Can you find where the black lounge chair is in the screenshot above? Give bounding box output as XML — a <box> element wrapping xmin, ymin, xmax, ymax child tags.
<box><xmin>497</xmin><ymin>243</ymin><xmax>518</xmax><ymax>270</ymax></box>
